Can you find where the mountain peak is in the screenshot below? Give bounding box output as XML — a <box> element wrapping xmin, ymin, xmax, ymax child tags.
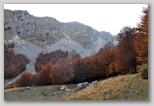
<box><xmin>4</xmin><ymin>9</ymin><xmax>31</xmax><ymax>22</ymax></box>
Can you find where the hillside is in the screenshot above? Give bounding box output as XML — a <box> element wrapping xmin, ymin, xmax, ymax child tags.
<box><xmin>4</xmin><ymin>6</ymin><xmax>148</xmax><ymax>101</ymax></box>
<box><xmin>4</xmin><ymin>9</ymin><xmax>118</xmax><ymax>87</ymax></box>
<box><xmin>4</xmin><ymin>73</ymin><xmax>148</xmax><ymax>100</ymax></box>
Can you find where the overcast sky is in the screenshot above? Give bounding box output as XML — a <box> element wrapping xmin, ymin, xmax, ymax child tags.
<box><xmin>4</xmin><ymin>4</ymin><xmax>146</xmax><ymax>35</ymax></box>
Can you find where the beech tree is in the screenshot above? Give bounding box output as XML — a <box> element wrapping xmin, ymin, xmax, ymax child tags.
<box><xmin>4</xmin><ymin>43</ymin><xmax>29</xmax><ymax>79</ymax></box>
<box><xmin>115</xmin><ymin>26</ymin><xmax>137</xmax><ymax>74</ymax></box>
<box><xmin>50</xmin><ymin>59</ymin><xmax>74</xmax><ymax>84</ymax></box>
<box><xmin>73</xmin><ymin>59</ymin><xmax>87</xmax><ymax>83</ymax></box>
<box><xmin>94</xmin><ymin>41</ymin><xmax>116</xmax><ymax>78</ymax></box>
<box><xmin>38</xmin><ymin>63</ymin><xmax>51</xmax><ymax>85</ymax></box>
<box><xmin>134</xmin><ymin>7</ymin><xmax>148</xmax><ymax>79</ymax></box>
<box><xmin>18</xmin><ymin>72</ymin><xmax>34</xmax><ymax>87</ymax></box>
<box><xmin>134</xmin><ymin>7</ymin><xmax>148</xmax><ymax>65</ymax></box>
<box><xmin>35</xmin><ymin>49</ymin><xmax>80</xmax><ymax>72</ymax></box>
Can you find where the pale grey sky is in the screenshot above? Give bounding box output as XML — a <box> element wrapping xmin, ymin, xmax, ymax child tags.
<box><xmin>4</xmin><ymin>4</ymin><xmax>146</xmax><ymax>35</ymax></box>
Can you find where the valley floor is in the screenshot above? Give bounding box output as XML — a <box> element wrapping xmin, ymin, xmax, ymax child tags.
<box><xmin>4</xmin><ymin>73</ymin><xmax>148</xmax><ymax>100</ymax></box>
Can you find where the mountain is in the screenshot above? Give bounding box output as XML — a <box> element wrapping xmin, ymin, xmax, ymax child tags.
<box><xmin>4</xmin><ymin>9</ymin><xmax>117</xmax><ymax>54</ymax></box>
<box><xmin>4</xmin><ymin>9</ymin><xmax>118</xmax><ymax>86</ymax></box>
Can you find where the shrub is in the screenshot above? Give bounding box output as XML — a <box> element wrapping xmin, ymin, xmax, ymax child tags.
<box><xmin>141</xmin><ymin>69</ymin><xmax>148</xmax><ymax>79</ymax></box>
<box><xmin>108</xmin><ymin>62</ymin><xmax>117</xmax><ymax>77</ymax></box>
<box><xmin>4</xmin><ymin>82</ymin><xmax>17</xmax><ymax>90</ymax></box>
<box><xmin>18</xmin><ymin>72</ymin><xmax>34</xmax><ymax>87</ymax></box>
<box><xmin>139</xmin><ymin>63</ymin><xmax>148</xmax><ymax>79</ymax></box>
<box><xmin>138</xmin><ymin>64</ymin><xmax>148</xmax><ymax>72</ymax></box>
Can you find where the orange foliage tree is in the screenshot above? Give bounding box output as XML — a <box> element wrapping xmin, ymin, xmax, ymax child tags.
<box><xmin>50</xmin><ymin>58</ymin><xmax>74</xmax><ymax>84</ymax></box>
<box><xmin>114</xmin><ymin>26</ymin><xmax>137</xmax><ymax>74</ymax></box>
<box><xmin>134</xmin><ymin>7</ymin><xmax>148</xmax><ymax>65</ymax></box>
<box><xmin>50</xmin><ymin>64</ymin><xmax>63</xmax><ymax>84</ymax></box>
<box><xmin>96</xmin><ymin>41</ymin><xmax>116</xmax><ymax>77</ymax></box>
<box><xmin>73</xmin><ymin>42</ymin><xmax>116</xmax><ymax>83</ymax></box>
<box><xmin>4</xmin><ymin>43</ymin><xmax>29</xmax><ymax>79</ymax></box>
<box><xmin>35</xmin><ymin>50</ymin><xmax>71</xmax><ymax>72</ymax></box>
<box><xmin>18</xmin><ymin>72</ymin><xmax>34</xmax><ymax>87</ymax></box>
<box><xmin>38</xmin><ymin>63</ymin><xmax>51</xmax><ymax>85</ymax></box>
<box><xmin>73</xmin><ymin>56</ymin><xmax>96</xmax><ymax>82</ymax></box>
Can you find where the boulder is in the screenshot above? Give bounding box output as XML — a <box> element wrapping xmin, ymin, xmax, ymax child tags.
<box><xmin>60</xmin><ymin>85</ymin><xmax>71</xmax><ymax>92</ymax></box>
<box><xmin>76</xmin><ymin>82</ymin><xmax>89</xmax><ymax>90</ymax></box>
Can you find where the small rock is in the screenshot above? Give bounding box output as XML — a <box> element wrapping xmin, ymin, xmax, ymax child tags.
<box><xmin>8</xmin><ymin>81</ymin><xmax>12</xmax><ymax>85</ymax></box>
<box><xmin>91</xmin><ymin>80</ymin><xmax>97</xmax><ymax>84</ymax></box>
<box><xmin>26</xmin><ymin>87</ymin><xmax>30</xmax><ymax>90</ymax></box>
<box><xmin>122</xmin><ymin>98</ymin><xmax>125</xmax><ymax>100</ymax></box>
<box><xmin>109</xmin><ymin>78</ymin><xmax>112</xmax><ymax>80</ymax></box>
<box><xmin>60</xmin><ymin>85</ymin><xmax>71</xmax><ymax>92</ymax></box>
<box><xmin>54</xmin><ymin>92</ymin><xmax>58</xmax><ymax>95</ymax></box>
<box><xmin>19</xmin><ymin>87</ymin><xmax>30</xmax><ymax>92</ymax></box>
<box><xmin>13</xmin><ymin>35</ymin><xmax>20</xmax><ymax>40</ymax></box>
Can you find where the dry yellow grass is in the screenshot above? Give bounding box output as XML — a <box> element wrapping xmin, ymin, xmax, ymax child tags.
<box><xmin>4</xmin><ymin>73</ymin><xmax>148</xmax><ymax>100</ymax></box>
<box><xmin>60</xmin><ymin>73</ymin><xmax>148</xmax><ymax>100</ymax></box>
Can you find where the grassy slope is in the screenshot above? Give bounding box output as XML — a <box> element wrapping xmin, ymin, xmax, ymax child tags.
<box><xmin>4</xmin><ymin>73</ymin><xmax>148</xmax><ymax>100</ymax></box>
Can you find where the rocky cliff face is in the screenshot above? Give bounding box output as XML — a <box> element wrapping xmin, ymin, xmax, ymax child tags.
<box><xmin>4</xmin><ymin>9</ymin><xmax>117</xmax><ymax>55</ymax></box>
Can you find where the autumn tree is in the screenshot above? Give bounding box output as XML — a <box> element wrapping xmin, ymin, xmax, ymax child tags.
<box><xmin>73</xmin><ymin>59</ymin><xmax>87</xmax><ymax>83</ymax></box>
<box><xmin>133</xmin><ymin>7</ymin><xmax>148</xmax><ymax>79</ymax></box>
<box><xmin>108</xmin><ymin>62</ymin><xmax>116</xmax><ymax>77</ymax></box>
<box><xmin>72</xmin><ymin>41</ymin><xmax>117</xmax><ymax>83</ymax></box>
<box><xmin>58</xmin><ymin>59</ymin><xmax>74</xmax><ymax>83</ymax></box>
<box><xmin>94</xmin><ymin>41</ymin><xmax>116</xmax><ymax>78</ymax></box>
<box><xmin>115</xmin><ymin>26</ymin><xmax>137</xmax><ymax>74</ymax></box>
<box><xmin>38</xmin><ymin>63</ymin><xmax>51</xmax><ymax>85</ymax></box>
<box><xmin>18</xmin><ymin>72</ymin><xmax>34</xmax><ymax>87</ymax></box>
<box><xmin>4</xmin><ymin>43</ymin><xmax>29</xmax><ymax>79</ymax></box>
<box><xmin>33</xmin><ymin>73</ymin><xmax>40</xmax><ymax>86</ymax></box>
<box><xmin>134</xmin><ymin>7</ymin><xmax>148</xmax><ymax>65</ymax></box>
<box><xmin>74</xmin><ymin>56</ymin><xmax>97</xmax><ymax>82</ymax></box>
<box><xmin>50</xmin><ymin>64</ymin><xmax>63</xmax><ymax>84</ymax></box>
<box><xmin>35</xmin><ymin>49</ymin><xmax>79</xmax><ymax>72</ymax></box>
<box><xmin>35</xmin><ymin>50</ymin><xmax>68</xmax><ymax>72</ymax></box>
<box><xmin>50</xmin><ymin>58</ymin><xmax>74</xmax><ymax>84</ymax></box>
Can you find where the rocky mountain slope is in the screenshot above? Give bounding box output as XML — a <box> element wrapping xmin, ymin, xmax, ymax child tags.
<box><xmin>4</xmin><ymin>9</ymin><xmax>117</xmax><ymax>54</ymax></box>
<box><xmin>4</xmin><ymin>9</ymin><xmax>118</xmax><ymax>86</ymax></box>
